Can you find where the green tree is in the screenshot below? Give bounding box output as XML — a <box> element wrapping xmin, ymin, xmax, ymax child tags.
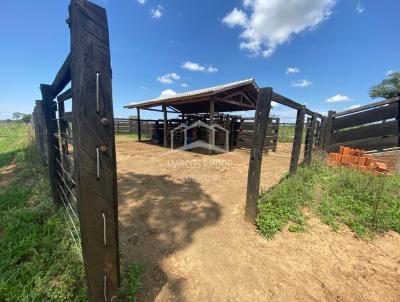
<box><xmin>21</xmin><ymin>114</ymin><xmax>32</xmax><ymax>124</ymax></box>
<box><xmin>12</xmin><ymin>112</ymin><xmax>24</xmax><ymax>121</ymax></box>
<box><xmin>369</xmin><ymin>72</ymin><xmax>400</xmax><ymax>99</ymax></box>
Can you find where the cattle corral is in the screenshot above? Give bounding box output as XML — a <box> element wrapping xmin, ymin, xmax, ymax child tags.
<box><xmin>29</xmin><ymin>0</ymin><xmax>400</xmax><ymax>301</ymax></box>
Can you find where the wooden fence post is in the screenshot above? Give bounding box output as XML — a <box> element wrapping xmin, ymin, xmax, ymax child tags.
<box><xmin>289</xmin><ymin>105</ymin><xmax>305</xmax><ymax>174</ymax></box>
<box><xmin>304</xmin><ymin>113</ymin><xmax>317</xmax><ymax>164</ymax></box>
<box><xmin>40</xmin><ymin>84</ymin><xmax>62</xmax><ymax>205</ymax></box>
<box><xmin>245</xmin><ymin>87</ymin><xmax>272</xmax><ymax>222</ymax></box>
<box><xmin>69</xmin><ymin>0</ymin><xmax>120</xmax><ymax>300</ymax></box>
<box><xmin>324</xmin><ymin>110</ymin><xmax>334</xmax><ymax>152</ymax></box>
<box><xmin>163</xmin><ymin>103</ymin><xmax>168</xmax><ymax>147</ymax></box>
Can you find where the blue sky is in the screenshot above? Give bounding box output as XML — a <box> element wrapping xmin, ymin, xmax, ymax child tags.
<box><xmin>0</xmin><ymin>0</ymin><xmax>399</xmax><ymax>121</ymax></box>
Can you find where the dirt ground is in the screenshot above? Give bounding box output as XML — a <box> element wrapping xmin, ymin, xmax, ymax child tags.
<box><xmin>116</xmin><ymin>136</ymin><xmax>400</xmax><ymax>302</ymax></box>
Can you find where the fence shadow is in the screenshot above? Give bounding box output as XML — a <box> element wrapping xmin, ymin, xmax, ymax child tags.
<box><xmin>118</xmin><ymin>172</ymin><xmax>221</xmax><ymax>301</ymax></box>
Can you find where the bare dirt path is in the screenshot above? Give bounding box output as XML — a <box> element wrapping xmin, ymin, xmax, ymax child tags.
<box><xmin>116</xmin><ymin>136</ymin><xmax>400</xmax><ymax>302</ymax></box>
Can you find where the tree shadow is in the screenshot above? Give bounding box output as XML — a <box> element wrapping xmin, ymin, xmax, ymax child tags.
<box><xmin>118</xmin><ymin>172</ymin><xmax>221</xmax><ymax>301</ymax></box>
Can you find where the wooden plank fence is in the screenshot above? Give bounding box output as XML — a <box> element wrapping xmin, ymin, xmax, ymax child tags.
<box><xmin>114</xmin><ymin>117</ymin><xmax>155</xmax><ymax>138</ymax></box>
<box><xmin>324</xmin><ymin>96</ymin><xmax>400</xmax><ymax>153</ymax></box>
<box><xmin>32</xmin><ymin>0</ymin><xmax>119</xmax><ymax>300</ymax></box>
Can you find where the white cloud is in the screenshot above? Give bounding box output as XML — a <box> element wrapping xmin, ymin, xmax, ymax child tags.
<box><xmin>291</xmin><ymin>79</ymin><xmax>313</xmax><ymax>88</ymax></box>
<box><xmin>160</xmin><ymin>89</ymin><xmax>177</xmax><ymax>97</ymax></box>
<box><xmin>181</xmin><ymin>61</ymin><xmax>218</xmax><ymax>73</ymax></box>
<box><xmin>386</xmin><ymin>70</ymin><xmax>396</xmax><ymax>76</ymax></box>
<box><xmin>271</xmin><ymin>101</ymin><xmax>279</xmax><ymax>108</ymax></box>
<box><xmin>157</xmin><ymin>73</ymin><xmax>180</xmax><ymax>84</ymax></box>
<box><xmin>356</xmin><ymin>2</ymin><xmax>364</xmax><ymax>14</ymax></box>
<box><xmin>137</xmin><ymin>0</ymin><xmax>146</xmax><ymax>4</ymax></box>
<box><xmin>348</xmin><ymin>104</ymin><xmax>361</xmax><ymax>110</ymax></box>
<box><xmin>222</xmin><ymin>0</ymin><xmax>336</xmax><ymax>58</ymax></box>
<box><xmin>151</xmin><ymin>5</ymin><xmax>163</xmax><ymax>19</ymax></box>
<box><xmin>222</xmin><ymin>8</ymin><xmax>248</xmax><ymax>27</ymax></box>
<box><xmin>181</xmin><ymin>83</ymin><xmax>189</xmax><ymax>88</ymax></box>
<box><xmin>325</xmin><ymin>94</ymin><xmax>352</xmax><ymax>103</ymax></box>
<box><xmin>286</xmin><ymin>67</ymin><xmax>300</xmax><ymax>74</ymax></box>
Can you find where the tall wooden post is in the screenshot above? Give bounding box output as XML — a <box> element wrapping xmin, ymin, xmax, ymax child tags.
<box><xmin>137</xmin><ymin>108</ymin><xmax>141</xmax><ymax>142</ymax></box>
<box><xmin>69</xmin><ymin>0</ymin><xmax>120</xmax><ymax>300</ymax></box>
<box><xmin>245</xmin><ymin>87</ymin><xmax>272</xmax><ymax>222</ymax></box>
<box><xmin>209</xmin><ymin>98</ymin><xmax>215</xmax><ymax>152</ymax></box>
<box><xmin>289</xmin><ymin>105</ymin><xmax>305</xmax><ymax>174</ymax></box>
<box><xmin>40</xmin><ymin>84</ymin><xmax>62</xmax><ymax>205</ymax></box>
<box><xmin>304</xmin><ymin>114</ymin><xmax>317</xmax><ymax>164</ymax></box>
<box><xmin>324</xmin><ymin>111</ymin><xmax>334</xmax><ymax>152</ymax></box>
<box><xmin>163</xmin><ymin>103</ymin><xmax>168</xmax><ymax>148</ymax></box>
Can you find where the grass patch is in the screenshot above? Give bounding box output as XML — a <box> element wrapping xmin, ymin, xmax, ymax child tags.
<box><xmin>0</xmin><ymin>125</ymin><xmax>143</xmax><ymax>301</ymax></box>
<box><xmin>0</xmin><ymin>123</ymin><xmax>29</xmax><ymax>168</ymax></box>
<box><xmin>256</xmin><ymin>156</ymin><xmax>400</xmax><ymax>239</ymax></box>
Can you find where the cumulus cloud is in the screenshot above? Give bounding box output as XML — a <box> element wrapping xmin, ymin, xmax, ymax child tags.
<box><xmin>160</xmin><ymin>89</ymin><xmax>177</xmax><ymax>97</ymax></box>
<box><xmin>137</xmin><ymin>0</ymin><xmax>146</xmax><ymax>4</ymax></box>
<box><xmin>325</xmin><ymin>94</ymin><xmax>352</xmax><ymax>103</ymax></box>
<box><xmin>271</xmin><ymin>101</ymin><xmax>279</xmax><ymax>108</ymax></box>
<box><xmin>386</xmin><ymin>70</ymin><xmax>396</xmax><ymax>76</ymax></box>
<box><xmin>151</xmin><ymin>5</ymin><xmax>163</xmax><ymax>19</ymax></box>
<box><xmin>286</xmin><ymin>67</ymin><xmax>300</xmax><ymax>74</ymax></box>
<box><xmin>222</xmin><ymin>8</ymin><xmax>248</xmax><ymax>27</ymax></box>
<box><xmin>222</xmin><ymin>0</ymin><xmax>336</xmax><ymax>58</ymax></box>
<box><xmin>181</xmin><ymin>83</ymin><xmax>189</xmax><ymax>88</ymax></box>
<box><xmin>356</xmin><ymin>2</ymin><xmax>364</xmax><ymax>14</ymax></box>
<box><xmin>181</xmin><ymin>61</ymin><xmax>218</xmax><ymax>73</ymax></box>
<box><xmin>157</xmin><ymin>73</ymin><xmax>180</xmax><ymax>84</ymax></box>
<box><xmin>291</xmin><ymin>79</ymin><xmax>313</xmax><ymax>88</ymax></box>
<box><xmin>348</xmin><ymin>104</ymin><xmax>361</xmax><ymax>110</ymax></box>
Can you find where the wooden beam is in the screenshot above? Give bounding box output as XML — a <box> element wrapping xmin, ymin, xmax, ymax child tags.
<box><xmin>335</xmin><ymin>96</ymin><xmax>400</xmax><ymax>117</ymax></box>
<box><xmin>289</xmin><ymin>106</ymin><xmax>305</xmax><ymax>174</ymax></box>
<box><xmin>163</xmin><ymin>103</ymin><xmax>168</xmax><ymax>148</ymax></box>
<box><xmin>215</xmin><ymin>97</ymin><xmax>255</xmax><ymax>109</ymax></box>
<box><xmin>245</xmin><ymin>87</ymin><xmax>272</xmax><ymax>222</ymax></box>
<box><xmin>51</xmin><ymin>53</ymin><xmax>71</xmax><ymax>98</ymax></box>
<box><xmin>137</xmin><ymin>108</ymin><xmax>141</xmax><ymax>142</ymax></box>
<box><xmin>272</xmin><ymin>92</ymin><xmax>301</xmax><ymax>110</ymax></box>
<box><xmin>57</xmin><ymin>87</ymin><xmax>72</xmax><ymax>102</ymax></box>
<box><xmin>140</xmin><ymin>107</ymin><xmax>176</xmax><ymax>113</ymax></box>
<box><xmin>324</xmin><ymin>111</ymin><xmax>334</xmax><ymax>151</ymax></box>
<box><xmin>69</xmin><ymin>0</ymin><xmax>120</xmax><ymax>300</ymax></box>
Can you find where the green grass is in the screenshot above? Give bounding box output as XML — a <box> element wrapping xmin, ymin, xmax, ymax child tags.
<box><xmin>256</xmin><ymin>156</ymin><xmax>400</xmax><ymax>239</ymax></box>
<box><xmin>0</xmin><ymin>123</ymin><xmax>29</xmax><ymax>168</ymax></box>
<box><xmin>0</xmin><ymin>124</ymin><xmax>143</xmax><ymax>301</ymax></box>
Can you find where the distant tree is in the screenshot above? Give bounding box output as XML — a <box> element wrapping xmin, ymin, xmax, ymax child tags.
<box><xmin>12</xmin><ymin>112</ymin><xmax>24</xmax><ymax>121</ymax></box>
<box><xmin>128</xmin><ymin>115</ymin><xmax>137</xmax><ymax>119</ymax></box>
<box><xmin>21</xmin><ymin>114</ymin><xmax>32</xmax><ymax>124</ymax></box>
<box><xmin>369</xmin><ymin>72</ymin><xmax>400</xmax><ymax>99</ymax></box>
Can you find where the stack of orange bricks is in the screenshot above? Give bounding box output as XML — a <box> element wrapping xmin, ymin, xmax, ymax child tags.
<box><xmin>328</xmin><ymin>146</ymin><xmax>390</xmax><ymax>175</ymax></box>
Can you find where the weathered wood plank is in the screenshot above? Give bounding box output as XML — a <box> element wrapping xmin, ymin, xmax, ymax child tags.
<box><xmin>51</xmin><ymin>54</ymin><xmax>71</xmax><ymax>98</ymax></box>
<box><xmin>334</xmin><ymin>96</ymin><xmax>400</xmax><ymax>117</ymax></box>
<box><xmin>245</xmin><ymin>87</ymin><xmax>272</xmax><ymax>222</ymax></box>
<box><xmin>323</xmin><ymin>111</ymin><xmax>334</xmax><ymax>152</ymax></box>
<box><xmin>332</xmin><ymin>102</ymin><xmax>398</xmax><ymax>131</ymax></box>
<box><xmin>163</xmin><ymin>103</ymin><xmax>168</xmax><ymax>148</ymax></box>
<box><xmin>328</xmin><ymin>136</ymin><xmax>399</xmax><ymax>152</ymax></box>
<box><xmin>304</xmin><ymin>114</ymin><xmax>317</xmax><ymax>164</ymax></box>
<box><xmin>69</xmin><ymin>0</ymin><xmax>119</xmax><ymax>300</ymax></box>
<box><xmin>137</xmin><ymin>108</ymin><xmax>141</xmax><ymax>142</ymax></box>
<box><xmin>57</xmin><ymin>87</ymin><xmax>72</xmax><ymax>102</ymax></box>
<box><xmin>331</xmin><ymin>120</ymin><xmax>398</xmax><ymax>145</ymax></box>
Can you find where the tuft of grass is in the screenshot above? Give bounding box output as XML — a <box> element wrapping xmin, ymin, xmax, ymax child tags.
<box><xmin>256</xmin><ymin>155</ymin><xmax>400</xmax><ymax>239</ymax></box>
<box><xmin>119</xmin><ymin>261</ymin><xmax>144</xmax><ymax>301</ymax></box>
<box><xmin>0</xmin><ymin>123</ymin><xmax>29</xmax><ymax>168</ymax></box>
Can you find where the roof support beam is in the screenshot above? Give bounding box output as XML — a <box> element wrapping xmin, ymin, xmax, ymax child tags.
<box><xmin>215</xmin><ymin>97</ymin><xmax>255</xmax><ymax>110</ymax></box>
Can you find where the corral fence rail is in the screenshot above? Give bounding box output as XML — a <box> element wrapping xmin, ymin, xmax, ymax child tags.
<box><xmin>32</xmin><ymin>0</ymin><xmax>119</xmax><ymax>301</ymax></box>
<box><xmin>323</xmin><ymin>96</ymin><xmax>400</xmax><ymax>153</ymax></box>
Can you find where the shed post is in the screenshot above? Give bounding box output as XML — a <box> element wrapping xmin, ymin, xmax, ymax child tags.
<box><xmin>163</xmin><ymin>103</ymin><xmax>168</xmax><ymax>148</ymax></box>
<box><xmin>40</xmin><ymin>84</ymin><xmax>62</xmax><ymax>205</ymax></box>
<box><xmin>209</xmin><ymin>98</ymin><xmax>215</xmax><ymax>152</ymax></box>
<box><xmin>245</xmin><ymin>87</ymin><xmax>272</xmax><ymax>222</ymax></box>
<box><xmin>137</xmin><ymin>108</ymin><xmax>141</xmax><ymax>141</ymax></box>
<box><xmin>289</xmin><ymin>105</ymin><xmax>305</xmax><ymax>174</ymax></box>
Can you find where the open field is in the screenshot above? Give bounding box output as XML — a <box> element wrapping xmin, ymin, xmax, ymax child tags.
<box><xmin>116</xmin><ymin>135</ymin><xmax>400</xmax><ymax>302</ymax></box>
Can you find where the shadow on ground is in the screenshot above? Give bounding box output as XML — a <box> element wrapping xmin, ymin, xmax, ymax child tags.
<box><xmin>118</xmin><ymin>172</ymin><xmax>221</xmax><ymax>301</ymax></box>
